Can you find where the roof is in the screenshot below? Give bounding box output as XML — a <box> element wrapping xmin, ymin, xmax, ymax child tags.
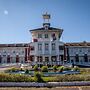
<box><xmin>30</xmin><ymin>27</ymin><xmax>63</xmax><ymax>31</ymax></box>
<box><xmin>65</xmin><ymin>42</ymin><xmax>90</xmax><ymax>46</ymax></box>
<box><xmin>0</xmin><ymin>43</ymin><xmax>29</xmax><ymax>47</ymax></box>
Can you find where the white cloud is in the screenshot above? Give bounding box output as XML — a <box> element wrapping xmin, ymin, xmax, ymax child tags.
<box><xmin>4</xmin><ymin>10</ymin><xmax>8</xmax><ymax>15</ymax></box>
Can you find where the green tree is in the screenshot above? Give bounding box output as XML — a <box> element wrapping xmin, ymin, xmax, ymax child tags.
<box><xmin>25</xmin><ymin>69</ymin><xmax>29</xmax><ymax>74</ymax></box>
<box><xmin>34</xmin><ymin>72</ymin><xmax>43</xmax><ymax>82</ymax></box>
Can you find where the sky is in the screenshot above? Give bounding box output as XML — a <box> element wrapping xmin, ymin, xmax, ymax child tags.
<box><xmin>0</xmin><ymin>0</ymin><xmax>90</xmax><ymax>44</ymax></box>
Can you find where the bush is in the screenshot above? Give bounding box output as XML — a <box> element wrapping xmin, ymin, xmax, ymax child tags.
<box><xmin>55</xmin><ymin>75</ymin><xmax>85</xmax><ymax>82</ymax></box>
<box><xmin>5</xmin><ymin>67</ymin><xmax>20</xmax><ymax>73</ymax></box>
<box><xmin>73</xmin><ymin>66</ymin><xmax>80</xmax><ymax>71</ymax></box>
<box><xmin>0</xmin><ymin>72</ymin><xmax>90</xmax><ymax>82</ymax></box>
<box><xmin>63</xmin><ymin>67</ymin><xmax>72</xmax><ymax>71</ymax></box>
<box><xmin>0</xmin><ymin>73</ymin><xmax>34</xmax><ymax>82</ymax></box>
<box><xmin>33</xmin><ymin>65</ymin><xmax>38</xmax><ymax>71</ymax></box>
<box><xmin>53</xmin><ymin>65</ymin><xmax>57</xmax><ymax>72</ymax></box>
<box><xmin>41</xmin><ymin>66</ymin><xmax>48</xmax><ymax>72</ymax></box>
<box><xmin>58</xmin><ymin>66</ymin><xmax>64</xmax><ymax>72</ymax></box>
<box><xmin>34</xmin><ymin>72</ymin><xmax>43</xmax><ymax>82</ymax></box>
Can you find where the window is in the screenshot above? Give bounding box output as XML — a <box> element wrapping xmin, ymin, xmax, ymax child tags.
<box><xmin>88</xmin><ymin>49</ymin><xmax>90</xmax><ymax>52</ymax></box>
<box><xmin>38</xmin><ymin>43</ymin><xmax>42</xmax><ymax>51</ymax></box>
<box><xmin>22</xmin><ymin>51</ymin><xmax>24</xmax><ymax>53</ymax></box>
<box><xmin>45</xmin><ymin>57</ymin><xmax>49</xmax><ymax>62</ymax></box>
<box><xmin>52</xmin><ymin>43</ymin><xmax>55</xmax><ymax>50</ymax></box>
<box><xmin>51</xmin><ymin>56</ymin><xmax>56</xmax><ymax>62</ymax></box>
<box><xmin>75</xmin><ymin>54</ymin><xmax>79</xmax><ymax>62</ymax></box>
<box><xmin>3</xmin><ymin>51</ymin><xmax>6</xmax><ymax>53</ymax></box>
<box><xmin>30</xmin><ymin>46</ymin><xmax>34</xmax><ymax>51</ymax></box>
<box><xmin>52</xmin><ymin>33</ymin><xmax>56</xmax><ymax>41</ymax></box>
<box><xmin>13</xmin><ymin>51</ymin><xmax>15</xmax><ymax>53</ymax></box>
<box><xmin>59</xmin><ymin>46</ymin><xmax>64</xmax><ymax>50</ymax></box>
<box><xmin>84</xmin><ymin>54</ymin><xmax>88</xmax><ymax>62</ymax></box>
<box><xmin>3</xmin><ymin>55</ymin><xmax>6</xmax><ymax>57</ymax></box>
<box><xmin>45</xmin><ymin>34</ymin><xmax>48</xmax><ymax>38</ymax></box>
<box><xmin>0</xmin><ymin>55</ymin><xmax>2</xmax><ymax>63</ymax></box>
<box><xmin>38</xmin><ymin>34</ymin><xmax>42</xmax><ymax>38</ymax></box>
<box><xmin>37</xmin><ymin>56</ymin><xmax>42</xmax><ymax>62</ymax></box>
<box><xmin>79</xmin><ymin>49</ymin><xmax>82</xmax><ymax>53</ymax></box>
<box><xmin>45</xmin><ymin>43</ymin><xmax>49</xmax><ymax>51</ymax></box>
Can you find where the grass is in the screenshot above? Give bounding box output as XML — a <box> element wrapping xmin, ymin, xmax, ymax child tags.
<box><xmin>80</xmin><ymin>68</ymin><xmax>90</xmax><ymax>75</ymax></box>
<box><xmin>1</xmin><ymin>67</ymin><xmax>90</xmax><ymax>82</ymax></box>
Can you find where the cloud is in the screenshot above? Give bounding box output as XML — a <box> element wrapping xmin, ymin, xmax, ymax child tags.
<box><xmin>4</xmin><ymin>10</ymin><xmax>8</xmax><ymax>15</ymax></box>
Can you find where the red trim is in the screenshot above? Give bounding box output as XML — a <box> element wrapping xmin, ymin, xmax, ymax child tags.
<box><xmin>25</xmin><ymin>48</ymin><xmax>27</xmax><ymax>62</ymax></box>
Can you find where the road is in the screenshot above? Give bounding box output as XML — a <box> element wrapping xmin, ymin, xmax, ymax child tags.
<box><xmin>0</xmin><ymin>86</ymin><xmax>90</xmax><ymax>90</ymax></box>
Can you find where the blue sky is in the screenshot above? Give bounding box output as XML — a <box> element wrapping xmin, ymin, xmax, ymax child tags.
<box><xmin>0</xmin><ymin>0</ymin><xmax>90</xmax><ymax>44</ymax></box>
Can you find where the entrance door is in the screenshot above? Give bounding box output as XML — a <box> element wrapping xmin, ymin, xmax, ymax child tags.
<box><xmin>7</xmin><ymin>55</ymin><xmax>10</xmax><ymax>63</ymax></box>
<box><xmin>0</xmin><ymin>55</ymin><xmax>2</xmax><ymax>63</ymax></box>
<box><xmin>16</xmin><ymin>55</ymin><xmax>19</xmax><ymax>63</ymax></box>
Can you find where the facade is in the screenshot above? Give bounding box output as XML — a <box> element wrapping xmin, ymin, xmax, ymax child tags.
<box><xmin>65</xmin><ymin>42</ymin><xmax>90</xmax><ymax>66</ymax></box>
<box><xmin>28</xmin><ymin>13</ymin><xmax>64</xmax><ymax>66</ymax></box>
<box><xmin>0</xmin><ymin>44</ymin><xmax>29</xmax><ymax>64</ymax></box>
<box><xmin>0</xmin><ymin>13</ymin><xmax>90</xmax><ymax>66</ymax></box>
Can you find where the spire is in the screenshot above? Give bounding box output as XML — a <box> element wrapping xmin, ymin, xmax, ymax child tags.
<box><xmin>42</xmin><ymin>12</ymin><xmax>51</xmax><ymax>29</ymax></box>
<box><xmin>43</xmin><ymin>12</ymin><xmax>51</xmax><ymax>23</ymax></box>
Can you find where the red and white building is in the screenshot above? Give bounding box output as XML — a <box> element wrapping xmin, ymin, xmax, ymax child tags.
<box><xmin>0</xmin><ymin>13</ymin><xmax>90</xmax><ymax>66</ymax></box>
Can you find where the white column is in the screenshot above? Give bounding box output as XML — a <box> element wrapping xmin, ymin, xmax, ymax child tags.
<box><xmin>34</xmin><ymin>56</ymin><xmax>37</xmax><ymax>64</ymax></box>
<box><xmin>49</xmin><ymin>56</ymin><xmax>52</xmax><ymax>66</ymax></box>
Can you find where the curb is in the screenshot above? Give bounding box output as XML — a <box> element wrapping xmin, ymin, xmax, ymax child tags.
<box><xmin>0</xmin><ymin>81</ymin><xmax>90</xmax><ymax>87</ymax></box>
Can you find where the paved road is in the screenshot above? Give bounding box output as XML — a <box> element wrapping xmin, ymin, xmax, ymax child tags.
<box><xmin>0</xmin><ymin>86</ymin><xmax>90</xmax><ymax>90</ymax></box>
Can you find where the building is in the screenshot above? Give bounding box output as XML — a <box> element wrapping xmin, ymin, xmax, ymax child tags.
<box><xmin>0</xmin><ymin>43</ymin><xmax>29</xmax><ymax>64</ymax></box>
<box><xmin>65</xmin><ymin>42</ymin><xmax>90</xmax><ymax>66</ymax></box>
<box><xmin>0</xmin><ymin>13</ymin><xmax>90</xmax><ymax>66</ymax></box>
<box><xmin>29</xmin><ymin>13</ymin><xmax>64</xmax><ymax>66</ymax></box>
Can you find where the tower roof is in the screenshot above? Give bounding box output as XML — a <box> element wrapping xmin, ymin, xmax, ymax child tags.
<box><xmin>30</xmin><ymin>27</ymin><xmax>63</xmax><ymax>32</ymax></box>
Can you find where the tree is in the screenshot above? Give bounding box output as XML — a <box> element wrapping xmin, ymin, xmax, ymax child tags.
<box><xmin>33</xmin><ymin>65</ymin><xmax>38</xmax><ymax>71</ymax></box>
<box><xmin>53</xmin><ymin>65</ymin><xmax>57</xmax><ymax>72</ymax></box>
<box><xmin>41</xmin><ymin>66</ymin><xmax>48</xmax><ymax>72</ymax></box>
